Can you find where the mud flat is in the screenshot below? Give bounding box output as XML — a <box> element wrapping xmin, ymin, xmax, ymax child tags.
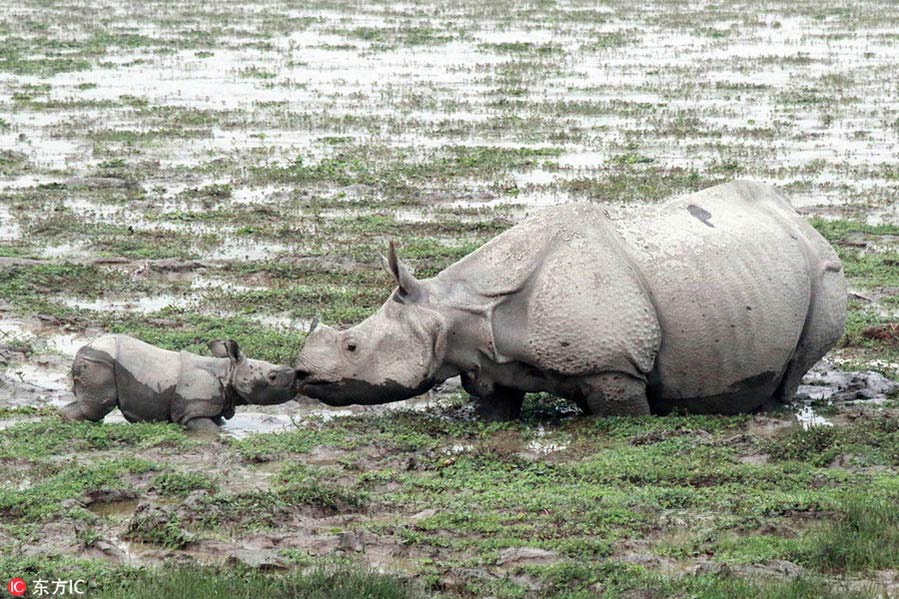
<box><xmin>1</xmin><ymin>0</ymin><xmax>898</xmax><ymax>597</ymax></box>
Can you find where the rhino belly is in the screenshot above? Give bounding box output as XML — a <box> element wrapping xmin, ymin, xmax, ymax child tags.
<box><xmin>639</xmin><ymin>224</ymin><xmax>811</xmax><ymax>414</ymax></box>
<box><xmin>116</xmin><ymin>370</ymin><xmax>176</xmax><ymax>422</ymax></box>
<box><xmin>113</xmin><ymin>336</ymin><xmax>180</xmax><ymax>422</ymax></box>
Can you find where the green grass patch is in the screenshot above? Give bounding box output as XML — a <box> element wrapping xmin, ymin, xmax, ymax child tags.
<box><xmin>0</xmin><ymin>420</ymin><xmax>192</xmax><ymax>459</ymax></box>
<box><xmin>96</xmin><ymin>565</ymin><xmax>420</xmax><ymax>599</ymax></box>
<box><xmin>797</xmin><ymin>494</ymin><xmax>899</xmax><ymax>572</ymax></box>
<box><xmin>0</xmin><ymin>457</ymin><xmax>155</xmax><ymax>521</ymax></box>
<box><xmin>151</xmin><ymin>471</ymin><xmax>217</xmax><ymax>497</ymax></box>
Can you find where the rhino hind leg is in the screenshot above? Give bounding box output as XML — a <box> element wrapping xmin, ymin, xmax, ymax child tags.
<box><xmin>473</xmin><ymin>386</ymin><xmax>524</xmax><ymax>421</ymax></box>
<box><xmin>579</xmin><ymin>372</ymin><xmax>650</xmax><ymax>417</ymax></box>
<box><xmin>773</xmin><ymin>262</ymin><xmax>847</xmax><ymax>404</ymax></box>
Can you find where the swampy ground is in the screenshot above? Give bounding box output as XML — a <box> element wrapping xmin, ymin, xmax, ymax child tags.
<box><xmin>1</xmin><ymin>0</ymin><xmax>898</xmax><ymax>597</ymax></box>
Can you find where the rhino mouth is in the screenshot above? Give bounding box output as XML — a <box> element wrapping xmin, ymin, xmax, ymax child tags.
<box><xmin>301</xmin><ymin>380</ymin><xmax>353</xmax><ymax>405</ymax></box>
<box><xmin>301</xmin><ymin>379</ymin><xmax>335</xmax><ymax>390</ymax></box>
<box><xmin>301</xmin><ymin>376</ymin><xmax>433</xmax><ymax>406</ymax></box>
<box><xmin>297</xmin><ymin>377</ymin><xmax>339</xmax><ymax>395</ymax></box>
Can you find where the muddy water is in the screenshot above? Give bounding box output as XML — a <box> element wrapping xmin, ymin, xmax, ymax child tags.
<box><xmin>87</xmin><ymin>500</ymin><xmax>140</xmax><ymax>519</ymax></box>
<box><xmin>0</xmin><ymin>315</ymin><xmax>89</xmax><ymax>407</ymax></box>
<box><xmin>58</xmin><ymin>295</ymin><xmax>195</xmax><ymax>314</ymax></box>
<box><xmin>5</xmin><ymin>6</ymin><xmax>894</xmax><ymax>224</ymax></box>
<box><xmin>221</xmin><ymin>393</ymin><xmax>444</xmax><ymax>438</ymax></box>
<box><xmin>794</xmin><ymin>405</ymin><xmax>833</xmax><ymax>430</ymax></box>
<box><xmin>0</xmin><ymin>321</ymin><xmax>892</xmax><ymax>436</ymax></box>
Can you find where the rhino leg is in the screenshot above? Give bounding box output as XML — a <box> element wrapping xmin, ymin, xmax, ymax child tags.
<box><xmin>473</xmin><ymin>386</ymin><xmax>524</xmax><ymax>421</ymax></box>
<box><xmin>184</xmin><ymin>417</ymin><xmax>221</xmax><ymax>433</ymax></box>
<box><xmin>580</xmin><ymin>372</ymin><xmax>650</xmax><ymax>417</ymax></box>
<box><xmin>774</xmin><ymin>261</ymin><xmax>847</xmax><ymax>404</ymax></box>
<box><xmin>60</xmin><ymin>400</ymin><xmax>90</xmax><ymax>421</ymax></box>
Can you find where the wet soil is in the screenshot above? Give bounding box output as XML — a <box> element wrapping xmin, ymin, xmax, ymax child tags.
<box><xmin>1</xmin><ymin>0</ymin><xmax>898</xmax><ymax>595</ymax></box>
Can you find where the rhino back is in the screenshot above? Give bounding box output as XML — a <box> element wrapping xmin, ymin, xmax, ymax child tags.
<box><xmin>437</xmin><ymin>205</ymin><xmax>566</xmax><ymax>297</ymax></box>
<box><xmin>112</xmin><ymin>335</ymin><xmax>181</xmax><ymax>422</ymax></box>
<box><xmin>614</xmin><ymin>181</ymin><xmax>814</xmax><ymax>409</ymax></box>
<box><xmin>442</xmin><ymin>203</ymin><xmax>660</xmax><ymax>379</ymax></box>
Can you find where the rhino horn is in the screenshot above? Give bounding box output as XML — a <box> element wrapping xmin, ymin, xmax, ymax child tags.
<box><xmin>297</xmin><ymin>315</ymin><xmax>321</xmax><ymax>352</ymax></box>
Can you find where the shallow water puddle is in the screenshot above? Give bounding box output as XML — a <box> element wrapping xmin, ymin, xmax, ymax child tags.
<box><xmin>221</xmin><ymin>394</ymin><xmax>448</xmax><ymax>438</ymax></box>
<box><xmin>210</xmin><ymin>237</ymin><xmax>294</xmax><ymax>261</ymax></box>
<box><xmin>58</xmin><ymin>294</ymin><xmax>195</xmax><ymax>314</ymax></box>
<box><xmin>39</xmin><ymin>241</ymin><xmax>93</xmax><ymax>259</ymax></box>
<box><xmin>794</xmin><ymin>404</ymin><xmax>834</xmax><ymax>430</ymax></box>
<box><xmin>220</xmin><ymin>412</ymin><xmax>296</xmax><ymax>438</ymax></box>
<box><xmin>0</xmin><ymin>316</ymin><xmax>92</xmax><ymax>359</ymax></box>
<box><xmin>527</xmin><ymin>425</ymin><xmax>570</xmax><ymax>455</ymax></box>
<box><xmin>87</xmin><ymin>500</ymin><xmax>140</xmax><ymax>519</ymax></box>
<box><xmin>250</xmin><ymin>313</ymin><xmax>313</xmax><ymax>330</ymax></box>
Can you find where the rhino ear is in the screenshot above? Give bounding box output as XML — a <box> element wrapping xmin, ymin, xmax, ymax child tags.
<box><xmin>225</xmin><ymin>339</ymin><xmax>244</xmax><ymax>363</ymax></box>
<box><xmin>208</xmin><ymin>340</ymin><xmax>229</xmax><ymax>358</ymax></box>
<box><xmin>383</xmin><ymin>241</ymin><xmax>422</xmax><ymax>301</ymax></box>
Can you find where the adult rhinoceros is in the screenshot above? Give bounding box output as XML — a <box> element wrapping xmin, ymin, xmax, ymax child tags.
<box><xmin>294</xmin><ymin>181</ymin><xmax>847</xmax><ymax>419</ymax></box>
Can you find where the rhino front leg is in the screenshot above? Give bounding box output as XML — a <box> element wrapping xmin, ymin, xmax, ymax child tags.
<box><xmin>473</xmin><ymin>385</ymin><xmax>524</xmax><ymax>421</ymax></box>
<box><xmin>184</xmin><ymin>417</ymin><xmax>221</xmax><ymax>433</ymax></box>
<box><xmin>580</xmin><ymin>372</ymin><xmax>650</xmax><ymax>417</ymax></box>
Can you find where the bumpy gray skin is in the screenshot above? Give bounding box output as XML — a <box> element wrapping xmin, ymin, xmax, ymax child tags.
<box><xmin>295</xmin><ymin>181</ymin><xmax>847</xmax><ymax>419</ymax></box>
<box><xmin>60</xmin><ymin>334</ymin><xmax>297</xmax><ymax>431</ymax></box>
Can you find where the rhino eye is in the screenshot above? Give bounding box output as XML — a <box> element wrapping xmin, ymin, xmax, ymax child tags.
<box><xmin>268</xmin><ymin>372</ymin><xmax>277</xmax><ymax>382</ymax></box>
<box><xmin>347</xmin><ymin>343</ymin><xmax>357</xmax><ymax>352</ymax></box>
<box><xmin>344</xmin><ymin>338</ymin><xmax>358</xmax><ymax>353</ymax></box>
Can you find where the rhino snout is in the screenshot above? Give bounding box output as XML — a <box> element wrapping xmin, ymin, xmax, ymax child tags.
<box><xmin>294</xmin><ymin>368</ymin><xmax>312</xmax><ymax>390</ymax></box>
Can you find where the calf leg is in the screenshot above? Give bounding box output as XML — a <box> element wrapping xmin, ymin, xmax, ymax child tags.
<box><xmin>473</xmin><ymin>385</ymin><xmax>524</xmax><ymax>421</ymax></box>
<box><xmin>580</xmin><ymin>372</ymin><xmax>650</xmax><ymax>417</ymax></box>
<box><xmin>60</xmin><ymin>400</ymin><xmax>91</xmax><ymax>421</ymax></box>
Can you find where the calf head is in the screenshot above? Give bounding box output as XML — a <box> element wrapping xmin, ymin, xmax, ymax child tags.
<box><xmin>295</xmin><ymin>243</ymin><xmax>447</xmax><ymax>406</ymax></box>
<box><xmin>209</xmin><ymin>339</ymin><xmax>297</xmax><ymax>405</ymax></box>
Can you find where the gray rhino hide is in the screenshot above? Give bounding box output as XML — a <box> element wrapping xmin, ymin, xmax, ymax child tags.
<box><xmin>63</xmin><ymin>333</ymin><xmax>298</xmax><ymax>427</ymax></box>
<box><xmin>296</xmin><ymin>181</ymin><xmax>847</xmax><ymax>417</ymax></box>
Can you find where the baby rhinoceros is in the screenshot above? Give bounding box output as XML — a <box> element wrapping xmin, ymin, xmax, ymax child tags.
<box><xmin>60</xmin><ymin>334</ymin><xmax>297</xmax><ymax>431</ymax></box>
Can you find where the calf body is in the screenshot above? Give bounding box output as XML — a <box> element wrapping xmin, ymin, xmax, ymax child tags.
<box><xmin>61</xmin><ymin>334</ymin><xmax>296</xmax><ymax>429</ymax></box>
<box><xmin>295</xmin><ymin>181</ymin><xmax>847</xmax><ymax>418</ymax></box>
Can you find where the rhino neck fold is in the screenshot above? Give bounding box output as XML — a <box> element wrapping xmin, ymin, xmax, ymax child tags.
<box><xmin>178</xmin><ymin>353</ymin><xmax>241</xmax><ymax>416</ymax></box>
<box><xmin>425</xmin><ymin>278</ymin><xmax>506</xmax><ymax>387</ymax></box>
